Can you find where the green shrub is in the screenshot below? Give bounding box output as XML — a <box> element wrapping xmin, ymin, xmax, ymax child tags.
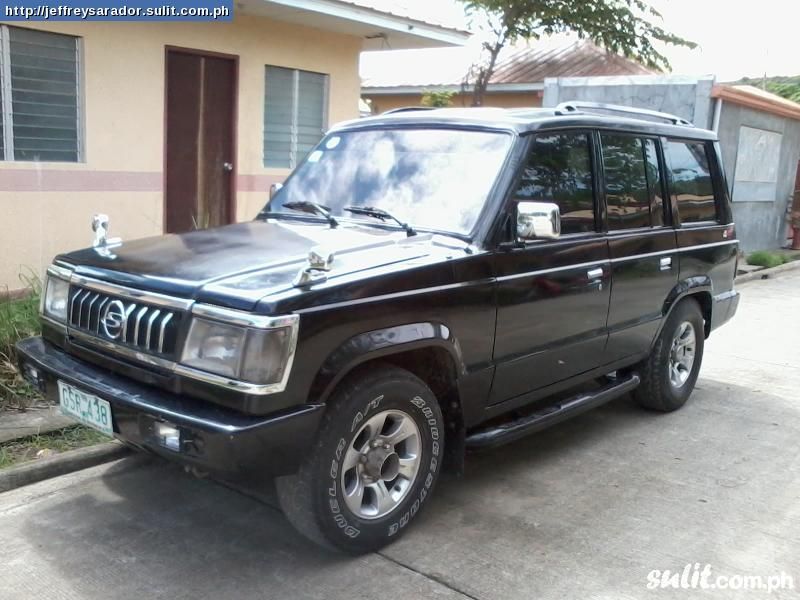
<box><xmin>0</xmin><ymin>271</ymin><xmax>42</xmax><ymax>407</ymax></box>
<box><xmin>747</xmin><ymin>250</ymin><xmax>788</xmax><ymax>269</ymax></box>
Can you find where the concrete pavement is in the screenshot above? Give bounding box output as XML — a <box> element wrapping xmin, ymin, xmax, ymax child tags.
<box><xmin>1</xmin><ymin>273</ymin><xmax>798</xmax><ymax>599</ymax></box>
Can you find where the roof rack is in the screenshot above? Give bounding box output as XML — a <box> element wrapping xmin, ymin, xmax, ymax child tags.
<box><xmin>554</xmin><ymin>101</ymin><xmax>694</xmax><ymax>127</ymax></box>
<box><xmin>382</xmin><ymin>107</ymin><xmax>436</xmax><ymax>115</ymax></box>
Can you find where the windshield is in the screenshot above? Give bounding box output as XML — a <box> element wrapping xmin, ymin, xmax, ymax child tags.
<box><xmin>265</xmin><ymin>128</ymin><xmax>513</xmax><ymax>236</ymax></box>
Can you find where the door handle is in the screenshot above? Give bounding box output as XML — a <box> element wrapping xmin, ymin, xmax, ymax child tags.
<box><xmin>587</xmin><ymin>267</ymin><xmax>604</xmax><ymax>280</ymax></box>
<box><xmin>660</xmin><ymin>257</ymin><xmax>672</xmax><ymax>271</ymax></box>
<box><xmin>222</xmin><ymin>162</ymin><xmax>234</xmax><ymax>172</ymax></box>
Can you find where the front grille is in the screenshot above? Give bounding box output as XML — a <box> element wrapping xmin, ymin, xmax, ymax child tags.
<box><xmin>67</xmin><ymin>286</ymin><xmax>183</xmax><ymax>357</ymax></box>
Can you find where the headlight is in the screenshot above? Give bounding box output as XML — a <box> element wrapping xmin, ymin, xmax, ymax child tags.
<box><xmin>180</xmin><ymin>315</ymin><xmax>297</xmax><ymax>386</ymax></box>
<box><xmin>42</xmin><ymin>273</ymin><xmax>70</xmax><ymax>322</ymax></box>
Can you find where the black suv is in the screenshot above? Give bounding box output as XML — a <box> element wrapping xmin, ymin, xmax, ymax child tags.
<box><xmin>18</xmin><ymin>103</ymin><xmax>739</xmax><ymax>553</ymax></box>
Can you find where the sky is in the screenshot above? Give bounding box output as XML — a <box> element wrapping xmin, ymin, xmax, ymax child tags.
<box><xmin>367</xmin><ymin>0</ymin><xmax>799</xmax><ymax>81</ymax></box>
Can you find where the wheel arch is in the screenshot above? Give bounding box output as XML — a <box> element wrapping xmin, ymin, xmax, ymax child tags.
<box><xmin>659</xmin><ymin>276</ymin><xmax>713</xmax><ymax>343</ymax></box>
<box><xmin>311</xmin><ymin>322</ymin><xmax>467</xmax><ymax>473</ymax></box>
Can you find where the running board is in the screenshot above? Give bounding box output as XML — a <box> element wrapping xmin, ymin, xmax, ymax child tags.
<box><xmin>465</xmin><ymin>374</ymin><xmax>640</xmax><ymax>450</ymax></box>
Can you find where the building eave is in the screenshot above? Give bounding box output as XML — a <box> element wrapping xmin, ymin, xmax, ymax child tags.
<box><xmin>247</xmin><ymin>0</ymin><xmax>470</xmax><ymax>49</ymax></box>
<box><xmin>362</xmin><ymin>82</ymin><xmax>545</xmax><ymax>95</ymax></box>
<box><xmin>712</xmin><ymin>84</ymin><xmax>800</xmax><ymax>122</ymax></box>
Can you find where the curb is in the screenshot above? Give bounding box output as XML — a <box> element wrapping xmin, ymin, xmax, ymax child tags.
<box><xmin>736</xmin><ymin>259</ymin><xmax>800</xmax><ymax>284</ymax></box>
<box><xmin>0</xmin><ymin>440</ymin><xmax>130</xmax><ymax>493</ymax></box>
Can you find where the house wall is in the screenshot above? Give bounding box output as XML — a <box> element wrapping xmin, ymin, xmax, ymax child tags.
<box><xmin>0</xmin><ymin>16</ymin><xmax>362</xmax><ymax>290</ymax></box>
<box><xmin>364</xmin><ymin>91</ymin><xmax>542</xmax><ymax>114</ymax></box>
<box><xmin>717</xmin><ymin>103</ymin><xmax>800</xmax><ymax>251</ymax></box>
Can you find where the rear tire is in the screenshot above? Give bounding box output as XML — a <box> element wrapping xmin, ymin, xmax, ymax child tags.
<box><xmin>633</xmin><ymin>298</ymin><xmax>705</xmax><ymax>412</ymax></box>
<box><xmin>276</xmin><ymin>365</ymin><xmax>444</xmax><ymax>553</ymax></box>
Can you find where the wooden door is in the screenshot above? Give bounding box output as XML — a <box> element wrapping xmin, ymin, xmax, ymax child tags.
<box><xmin>165</xmin><ymin>49</ymin><xmax>236</xmax><ymax>233</ymax></box>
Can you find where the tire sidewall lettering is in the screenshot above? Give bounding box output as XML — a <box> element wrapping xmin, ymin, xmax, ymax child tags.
<box><xmin>324</xmin><ymin>390</ymin><xmax>442</xmax><ymax>542</ymax></box>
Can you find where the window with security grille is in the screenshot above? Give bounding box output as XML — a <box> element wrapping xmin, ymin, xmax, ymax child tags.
<box><xmin>0</xmin><ymin>25</ymin><xmax>81</xmax><ymax>162</ymax></box>
<box><xmin>264</xmin><ymin>65</ymin><xmax>327</xmax><ymax>168</ymax></box>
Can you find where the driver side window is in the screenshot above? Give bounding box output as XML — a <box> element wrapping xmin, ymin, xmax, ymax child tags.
<box><xmin>513</xmin><ymin>132</ymin><xmax>597</xmax><ymax>235</ymax></box>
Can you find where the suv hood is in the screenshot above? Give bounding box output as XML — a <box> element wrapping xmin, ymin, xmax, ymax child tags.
<box><xmin>57</xmin><ymin>220</ymin><xmax>464</xmax><ymax>311</ymax></box>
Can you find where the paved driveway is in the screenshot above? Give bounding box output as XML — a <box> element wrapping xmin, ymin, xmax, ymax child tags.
<box><xmin>1</xmin><ymin>272</ymin><xmax>798</xmax><ymax>599</ymax></box>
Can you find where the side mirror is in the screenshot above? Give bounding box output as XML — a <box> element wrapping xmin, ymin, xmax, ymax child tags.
<box><xmin>516</xmin><ymin>201</ymin><xmax>560</xmax><ymax>241</ymax></box>
<box><xmin>269</xmin><ymin>182</ymin><xmax>283</xmax><ymax>200</ymax></box>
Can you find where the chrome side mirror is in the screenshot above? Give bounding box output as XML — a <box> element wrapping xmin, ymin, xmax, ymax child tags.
<box><xmin>269</xmin><ymin>182</ymin><xmax>283</xmax><ymax>200</ymax></box>
<box><xmin>516</xmin><ymin>201</ymin><xmax>560</xmax><ymax>241</ymax></box>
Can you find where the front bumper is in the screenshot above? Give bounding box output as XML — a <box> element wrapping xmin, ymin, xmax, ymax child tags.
<box><xmin>16</xmin><ymin>336</ymin><xmax>324</xmax><ymax>477</ymax></box>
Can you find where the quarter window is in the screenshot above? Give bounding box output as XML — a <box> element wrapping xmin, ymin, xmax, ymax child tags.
<box><xmin>513</xmin><ymin>132</ymin><xmax>596</xmax><ymax>235</ymax></box>
<box><xmin>601</xmin><ymin>134</ymin><xmax>665</xmax><ymax>230</ymax></box>
<box><xmin>264</xmin><ymin>66</ymin><xmax>328</xmax><ymax>169</ymax></box>
<box><xmin>665</xmin><ymin>140</ymin><xmax>717</xmax><ymax>223</ymax></box>
<box><xmin>0</xmin><ymin>25</ymin><xmax>81</xmax><ymax>162</ymax></box>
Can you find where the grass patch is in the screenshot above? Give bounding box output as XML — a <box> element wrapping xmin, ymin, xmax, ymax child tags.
<box><xmin>0</xmin><ymin>272</ymin><xmax>42</xmax><ymax>409</ymax></box>
<box><xmin>0</xmin><ymin>425</ymin><xmax>109</xmax><ymax>470</ymax></box>
<box><xmin>747</xmin><ymin>250</ymin><xmax>790</xmax><ymax>269</ymax></box>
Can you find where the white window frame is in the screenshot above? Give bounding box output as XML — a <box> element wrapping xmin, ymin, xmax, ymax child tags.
<box><xmin>0</xmin><ymin>24</ymin><xmax>84</xmax><ymax>163</ymax></box>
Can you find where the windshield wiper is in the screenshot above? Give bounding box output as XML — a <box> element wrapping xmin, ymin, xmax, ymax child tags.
<box><xmin>343</xmin><ymin>206</ymin><xmax>416</xmax><ymax>237</ymax></box>
<box><xmin>283</xmin><ymin>201</ymin><xmax>339</xmax><ymax>228</ymax></box>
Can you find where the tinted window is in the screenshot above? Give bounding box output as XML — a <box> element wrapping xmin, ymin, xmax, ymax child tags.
<box><xmin>514</xmin><ymin>132</ymin><xmax>595</xmax><ymax>235</ymax></box>
<box><xmin>601</xmin><ymin>135</ymin><xmax>666</xmax><ymax>230</ymax></box>
<box><xmin>665</xmin><ymin>141</ymin><xmax>717</xmax><ymax>223</ymax></box>
<box><xmin>601</xmin><ymin>134</ymin><xmax>650</xmax><ymax>230</ymax></box>
<box><xmin>644</xmin><ymin>139</ymin><xmax>664</xmax><ymax>226</ymax></box>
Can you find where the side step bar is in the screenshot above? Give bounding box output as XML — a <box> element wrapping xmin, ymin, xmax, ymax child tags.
<box><xmin>465</xmin><ymin>374</ymin><xmax>640</xmax><ymax>450</ymax></box>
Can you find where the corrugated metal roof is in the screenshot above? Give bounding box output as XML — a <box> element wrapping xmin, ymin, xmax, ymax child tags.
<box><xmin>490</xmin><ymin>40</ymin><xmax>653</xmax><ymax>83</ymax></box>
<box><xmin>361</xmin><ymin>37</ymin><xmax>653</xmax><ymax>90</ymax></box>
<box><xmin>338</xmin><ymin>0</ymin><xmax>470</xmax><ymax>35</ymax></box>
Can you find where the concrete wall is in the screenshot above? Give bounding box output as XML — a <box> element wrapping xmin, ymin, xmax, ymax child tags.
<box><xmin>0</xmin><ymin>17</ymin><xmax>362</xmax><ymax>290</ymax></box>
<box><xmin>542</xmin><ymin>75</ymin><xmax>715</xmax><ymax>127</ymax></box>
<box><xmin>717</xmin><ymin>103</ymin><xmax>800</xmax><ymax>251</ymax></box>
<box><xmin>364</xmin><ymin>91</ymin><xmax>542</xmax><ymax>114</ymax></box>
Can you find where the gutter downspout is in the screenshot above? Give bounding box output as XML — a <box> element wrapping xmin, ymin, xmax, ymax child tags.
<box><xmin>712</xmin><ymin>97</ymin><xmax>722</xmax><ymax>132</ymax></box>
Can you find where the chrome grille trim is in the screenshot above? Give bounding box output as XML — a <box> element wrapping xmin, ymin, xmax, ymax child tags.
<box><xmin>70</xmin><ymin>274</ymin><xmax>193</xmax><ymax>310</ymax></box>
<box><xmin>145</xmin><ymin>309</ymin><xmax>161</xmax><ymax>350</ymax></box>
<box><xmin>66</xmin><ymin>286</ymin><xmax>182</xmax><ymax>358</ymax></box>
<box><xmin>58</xmin><ymin>275</ymin><xmax>299</xmax><ymax>396</ymax></box>
<box><xmin>158</xmin><ymin>313</ymin><xmax>173</xmax><ymax>354</ymax></box>
<box><xmin>132</xmin><ymin>305</ymin><xmax>148</xmax><ymax>345</ymax></box>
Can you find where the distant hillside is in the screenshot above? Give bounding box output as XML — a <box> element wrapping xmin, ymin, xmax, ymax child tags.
<box><xmin>734</xmin><ymin>75</ymin><xmax>800</xmax><ymax>103</ymax></box>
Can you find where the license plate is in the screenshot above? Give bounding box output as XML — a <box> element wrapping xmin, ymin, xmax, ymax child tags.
<box><xmin>58</xmin><ymin>381</ymin><xmax>114</xmax><ymax>436</ymax></box>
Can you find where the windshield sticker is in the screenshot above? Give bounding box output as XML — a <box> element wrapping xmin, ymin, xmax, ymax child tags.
<box><xmin>307</xmin><ymin>150</ymin><xmax>323</xmax><ymax>163</ymax></box>
<box><xmin>325</xmin><ymin>137</ymin><xmax>341</xmax><ymax>149</ymax></box>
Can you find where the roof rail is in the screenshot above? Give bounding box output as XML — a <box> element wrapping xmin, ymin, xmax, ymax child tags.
<box><xmin>554</xmin><ymin>101</ymin><xmax>694</xmax><ymax>127</ymax></box>
<box><xmin>382</xmin><ymin>106</ymin><xmax>436</xmax><ymax>115</ymax></box>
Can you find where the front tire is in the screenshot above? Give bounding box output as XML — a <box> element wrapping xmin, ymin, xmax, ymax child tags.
<box><xmin>276</xmin><ymin>365</ymin><xmax>444</xmax><ymax>553</ymax></box>
<box><xmin>633</xmin><ymin>298</ymin><xmax>705</xmax><ymax>412</ymax></box>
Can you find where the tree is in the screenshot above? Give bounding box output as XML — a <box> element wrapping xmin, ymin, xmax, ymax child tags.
<box><xmin>421</xmin><ymin>90</ymin><xmax>456</xmax><ymax>107</ymax></box>
<box><xmin>462</xmin><ymin>0</ymin><xmax>696</xmax><ymax>106</ymax></box>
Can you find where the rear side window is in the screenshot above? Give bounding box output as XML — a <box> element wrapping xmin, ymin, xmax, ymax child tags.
<box><xmin>665</xmin><ymin>140</ymin><xmax>717</xmax><ymax>223</ymax></box>
<box><xmin>600</xmin><ymin>134</ymin><xmax>664</xmax><ymax>230</ymax></box>
<box><xmin>513</xmin><ymin>132</ymin><xmax>595</xmax><ymax>235</ymax></box>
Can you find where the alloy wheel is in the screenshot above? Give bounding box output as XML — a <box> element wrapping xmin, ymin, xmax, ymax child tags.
<box><xmin>669</xmin><ymin>321</ymin><xmax>696</xmax><ymax>388</ymax></box>
<box><xmin>340</xmin><ymin>409</ymin><xmax>422</xmax><ymax>520</ymax></box>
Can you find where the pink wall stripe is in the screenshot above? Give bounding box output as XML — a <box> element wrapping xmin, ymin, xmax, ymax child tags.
<box><xmin>0</xmin><ymin>169</ymin><xmax>163</xmax><ymax>192</ymax></box>
<box><xmin>236</xmin><ymin>173</ymin><xmax>286</xmax><ymax>193</ymax></box>
<box><xmin>0</xmin><ymin>170</ymin><xmax>288</xmax><ymax>193</ymax></box>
